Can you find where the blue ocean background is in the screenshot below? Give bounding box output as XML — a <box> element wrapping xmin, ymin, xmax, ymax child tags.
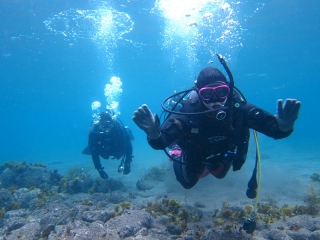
<box><xmin>1</xmin><ymin>0</ymin><xmax>319</xmax><ymax>201</ymax></box>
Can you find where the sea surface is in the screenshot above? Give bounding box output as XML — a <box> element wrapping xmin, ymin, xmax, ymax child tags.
<box><xmin>0</xmin><ymin>0</ymin><xmax>319</xmax><ymax>203</ymax></box>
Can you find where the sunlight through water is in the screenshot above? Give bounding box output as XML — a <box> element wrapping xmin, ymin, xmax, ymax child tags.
<box><xmin>152</xmin><ymin>0</ymin><xmax>264</xmax><ymax>75</ymax></box>
<box><xmin>43</xmin><ymin>6</ymin><xmax>134</xmax><ymax>69</ymax></box>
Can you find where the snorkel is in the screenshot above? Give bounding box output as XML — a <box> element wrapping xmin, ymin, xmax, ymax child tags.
<box><xmin>216</xmin><ymin>54</ymin><xmax>234</xmax><ymax>132</ymax></box>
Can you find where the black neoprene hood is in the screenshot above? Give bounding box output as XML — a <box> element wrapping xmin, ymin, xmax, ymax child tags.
<box><xmin>195</xmin><ymin>67</ymin><xmax>228</xmax><ymax>89</ymax></box>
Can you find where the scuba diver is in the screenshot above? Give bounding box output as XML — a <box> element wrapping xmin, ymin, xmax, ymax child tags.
<box><xmin>82</xmin><ymin>111</ymin><xmax>134</xmax><ymax>179</ymax></box>
<box><xmin>132</xmin><ymin>55</ymin><xmax>301</xmax><ymax>190</ymax></box>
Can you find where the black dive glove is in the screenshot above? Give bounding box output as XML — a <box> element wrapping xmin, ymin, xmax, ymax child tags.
<box><xmin>97</xmin><ymin>168</ymin><xmax>108</xmax><ymax>179</ymax></box>
<box><xmin>275</xmin><ymin>98</ymin><xmax>301</xmax><ymax>132</ymax></box>
<box><xmin>132</xmin><ymin>104</ymin><xmax>160</xmax><ymax>139</ymax></box>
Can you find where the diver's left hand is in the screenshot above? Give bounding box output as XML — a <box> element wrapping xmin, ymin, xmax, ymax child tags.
<box><xmin>276</xmin><ymin>98</ymin><xmax>301</xmax><ymax>132</ymax></box>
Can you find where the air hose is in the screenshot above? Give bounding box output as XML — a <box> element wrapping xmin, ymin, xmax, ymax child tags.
<box><xmin>242</xmin><ymin>130</ymin><xmax>261</xmax><ymax>233</ymax></box>
<box><xmin>253</xmin><ymin>130</ymin><xmax>262</xmax><ymax>211</ymax></box>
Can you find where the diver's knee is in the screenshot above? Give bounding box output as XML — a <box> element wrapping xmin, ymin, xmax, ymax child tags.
<box><xmin>210</xmin><ymin>162</ymin><xmax>231</xmax><ymax>179</ymax></box>
<box><xmin>214</xmin><ymin>172</ymin><xmax>228</xmax><ymax>179</ymax></box>
<box><xmin>178</xmin><ymin>180</ymin><xmax>197</xmax><ymax>189</ymax></box>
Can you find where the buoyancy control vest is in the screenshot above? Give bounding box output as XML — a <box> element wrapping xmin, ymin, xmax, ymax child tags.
<box><xmin>179</xmin><ymin>89</ymin><xmax>250</xmax><ymax>171</ymax></box>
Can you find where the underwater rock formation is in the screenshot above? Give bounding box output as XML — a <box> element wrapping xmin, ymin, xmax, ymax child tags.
<box><xmin>136</xmin><ymin>166</ymin><xmax>169</xmax><ymax>191</ymax></box>
<box><xmin>0</xmin><ymin>160</ymin><xmax>320</xmax><ymax>239</ymax></box>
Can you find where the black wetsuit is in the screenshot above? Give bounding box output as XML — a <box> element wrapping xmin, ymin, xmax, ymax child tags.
<box><xmin>86</xmin><ymin>119</ymin><xmax>133</xmax><ymax>171</ymax></box>
<box><xmin>148</xmin><ymin>93</ymin><xmax>292</xmax><ymax>189</ymax></box>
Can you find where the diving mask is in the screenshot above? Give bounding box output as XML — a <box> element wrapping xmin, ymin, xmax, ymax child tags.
<box><xmin>199</xmin><ymin>85</ymin><xmax>230</xmax><ymax>103</ymax></box>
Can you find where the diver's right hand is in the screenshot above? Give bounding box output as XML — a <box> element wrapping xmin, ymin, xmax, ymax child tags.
<box><xmin>132</xmin><ymin>104</ymin><xmax>160</xmax><ymax>139</ymax></box>
<box><xmin>97</xmin><ymin>168</ymin><xmax>108</xmax><ymax>179</ymax></box>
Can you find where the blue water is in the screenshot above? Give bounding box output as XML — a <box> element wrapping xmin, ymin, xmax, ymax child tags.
<box><xmin>0</xmin><ymin>0</ymin><xmax>319</xmax><ymax>196</ymax></box>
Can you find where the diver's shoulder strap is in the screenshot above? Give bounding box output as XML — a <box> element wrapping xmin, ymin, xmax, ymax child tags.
<box><xmin>231</xmin><ymin>94</ymin><xmax>250</xmax><ymax>171</ymax></box>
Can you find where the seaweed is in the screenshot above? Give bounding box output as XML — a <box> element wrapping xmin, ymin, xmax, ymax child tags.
<box><xmin>144</xmin><ymin>198</ymin><xmax>186</xmax><ymax>224</ymax></box>
<box><xmin>29</xmin><ymin>162</ymin><xmax>47</xmax><ymax>168</ymax></box>
<box><xmin>310</xmin><ymin>173</ymin><xmax>320</xmax><ymax>182</ymax></box>
<box><xmin>178</xmin><ymin>209</ymin><xmax>190</xmax><ymax>221</ymax></box>
<box><xmin>83</xmin><ymin>199</ymin><xmax>93</xmax><ymax>206</ymax></box>
<box><xmin>180</xmin><ymin>220</ymin><xmax>187</xmax><ymax>230</ymax></box>
<box><xmin>111</xmin><ymin>201</ymin><xmax>131</xmax><ymax>217</ymax></box>
<box><xmin>292</xmin><ymin>205</ymin><xmax>309</xmax><ymax>215</ymax></box>
<box><xmin>212</xmin><ymin>209</ymin><xmax>219</xmax><ymax>218</ymax></box>
<box><xmin>304</xmin><ymin>182</ymin><xmax>320</xmax><ymax>216</ymax></box>
<box><xmin>168</xmin><ymin>198</ymin><xmax>182</xmax><ymax>212</ymax></box>
<box><xmin>168</xmin><ymin>212</ymin><xmax>179</xmax><ymax>222</ymax></box>
<box><xmin>244</xmin><ymin>204</ymin><xmax>254</xmax><ymax>215</ymax></box>
<box><xmin>0</xmin><ymin>208</ymin><xmax>5</xmax><ymax>218</ymax></box>
<box><xmin>120</xmin><ymin>201</ymin><xmax>131</xmax><ymax>210</ymax></box>
<box><xmin>140</xmin><ymin>165</ymin><xmax>169</xmax><ymax>182</ymax></box>
<box><xmin>262</xmin><ymin>216</ymin><xmax>271</xmax><ymax>224</ymax></box>
<box><xmin>65</xmin><ymin>166</ymin><xmax>88</xmax><ymax>181</ymax></box>
<box><xmin>281</xmin><ymin>205</ymin><xmax>293</xmax><ymax>217</ymax></box>
<box><xmin>57</xmin><ymin>166</ymin><xmax>93</xmax><ymax>194</ymax></box>
<box><xmin>192</xmin><ymin>214</ymin><xmax>200</xmax><ymax>222</ymax></box>
<box><xmin>257</xmin><ymin>203</ymin><xmax>271</xmax><ymax>214</ymax></box>
<box><xmin>146</xmin><ymin>200</ymin><xmax>167</xmax><ymax>215</ymax></box>
<box><xmin>36</xmin><ymin>190</ymin><xmax>50</xmax><ymax>207</ymax></box>
<box><xmin>114</xmin><ymin>205</ymin><xmax>120</xmax><ymax>214</ymax></box>
<box><xmin>10</xmin><ymin>201</ymin><xmax>21</xmax><ymax>210</ymax></box>
<box><xmin>223</xmin><ymin>224</ymin><xmax>233</xmax><ymax>231</ymax></box>
<box><xmin>214</xmin><ymin>218</ymin><xmax>224</xmax><ymax>226</ymax></box>
<box><xmin>220</xmin><ymin>202</ymin><xmax>233</xmax><ymax>219</ymax></box>
<box><xmin>2</xmin><ymin>160</ymin><xmax>27</xmax><ymax>172</ymax></box>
